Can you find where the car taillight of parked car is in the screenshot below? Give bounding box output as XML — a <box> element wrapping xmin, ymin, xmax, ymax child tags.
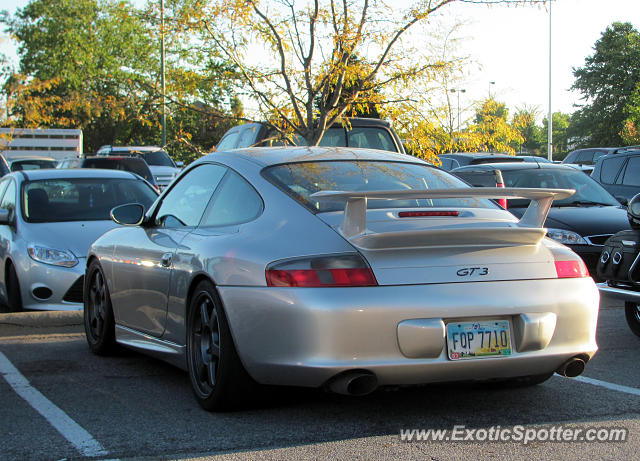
<box><xmin>266</xmin><ymin>254</ymin><xmax>377</xmax><ymax>287</ymax></box>
<box><xmin>494</xmin><ymin>170</ymin><xmax>507</xmax><ymax>210</ymax></box>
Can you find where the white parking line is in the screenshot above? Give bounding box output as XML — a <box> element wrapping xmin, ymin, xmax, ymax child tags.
<box><xmin>0</xmin><ymin>351</ymin><xmax>109</xmax><ymax>458</ymax></box>
<box><xmin>570</xmin><ymin>375</ymin><xmax>640</xmax><ymax>397</ymax></box>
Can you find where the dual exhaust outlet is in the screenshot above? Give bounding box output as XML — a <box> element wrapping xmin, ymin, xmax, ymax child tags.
<box><xmin>327</xmin><ymin>356</ymin><xmax>587</xmax><ymax>396</ymax></box>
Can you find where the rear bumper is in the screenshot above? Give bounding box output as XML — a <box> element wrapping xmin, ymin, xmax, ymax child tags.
<box><xmin>219</xmin><ymin>278</ymin><xmax>599</xmax><ymax>387</ymax></box>
<box><xmin>597</xmin><ymin>282</ymin><xmax>640</xmax><ymax>303</ymax></box>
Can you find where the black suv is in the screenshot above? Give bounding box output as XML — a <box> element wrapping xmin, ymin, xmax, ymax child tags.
<box><xmin>216</xmin><ymin>118</ymin><xmax>406</xmax><ymax>153</ymax></box>
<box><xmin>592</xmin><ymin>149</ymin><xmax>640</xmax><ymax>204</ymax></box>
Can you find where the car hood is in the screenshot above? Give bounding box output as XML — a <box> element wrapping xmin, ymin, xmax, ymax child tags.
<box><xmin>508</xmin><ymin>205</ymin><xmax>630</xmax><ymax>235</ymax></box>
<box><xmin>25</xmin><ymin>221</ymin><xmax>119</xmax><ymax>258</ymax></box>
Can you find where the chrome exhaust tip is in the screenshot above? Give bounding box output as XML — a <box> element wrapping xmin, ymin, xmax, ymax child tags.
<box><xmin>556</xmin><ymin>357</ymin><xmax>586</xmax><ymax>378</ymax></box>
<box><xmin>328</xmin><ymin>371</ymin><xmax>378</xmax><ymax>396</ymax></box>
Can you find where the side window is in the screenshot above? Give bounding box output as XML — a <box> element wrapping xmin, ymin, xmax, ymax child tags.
<box><xmin>0</xmin><ymin>180</ymin><xmax>16</xmax><ymax>220</ymax></box>
<box><xmin>347</xmin><ymin>127</ymin><xmax>396</xmax><ymax>152</ymax></box>
<box><xmin>216</xmin><ymin>130</ymin><xmax>240</xmax><ymax>151</ymax></box>
<box><xmin>155</xmin><ymin>164</ymin><xmax>227</xmax><ymax>228</ymax></box>
<box><xmin>622</xmin><ymin>157</ymin><xmax>640</xmax><ymax>187</ymax></box>
<box><xmin>600</xmin><ymin>156</ymin><xmax>625</xmax><ymax>184</ymax></box>
<box><xmin>199</xmin><ymin>170</ymin><xmax>263</xmax><ymax>227</ymax></box>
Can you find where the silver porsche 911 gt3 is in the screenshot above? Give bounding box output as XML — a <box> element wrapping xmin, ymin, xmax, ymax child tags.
<box><xmin>84</xmin><ymin>147</ymin><xmax>599</xmax><ymax>411</ymax></box>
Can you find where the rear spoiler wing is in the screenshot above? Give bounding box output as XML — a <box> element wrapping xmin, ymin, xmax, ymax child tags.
<box><xmin>310</xmin><ymin>187</ymin><xmax>574</xmax><ymax>247</ymax></box>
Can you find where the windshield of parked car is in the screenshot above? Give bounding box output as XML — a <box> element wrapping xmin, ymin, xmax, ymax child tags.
<box><xmin>22</xmin><ymin>178</ymin><xmax>158</xmax><ymax>222</ymax></box>
<box><xmin>263</xmin><ymin>160</ymin><xmax>496</xmax><ymax>212</ymax></box>
<box><xmin>501</xmin><ymin>168</ymin><xmax>620</xmax><ymax>207</ymax></box>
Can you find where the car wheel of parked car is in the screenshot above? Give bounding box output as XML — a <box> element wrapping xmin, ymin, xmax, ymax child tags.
<box><xmin>625</xmin><ymin>302</ymin><xmax>640</xmax><ymax>337</ymax></box>
<box><xmin>84</xmin><ymin>259</ymin><xmax>117</xmax><ymax>355</ymax></box>
<box><xmin>187</xmin><ymin>280</ymin><xmax>254</xmax><ymax>411</ymax></box>
<box><xmin>6</xmin><ymin>263</ymin><xmax>23</xmax><ymax>312</ymax></box>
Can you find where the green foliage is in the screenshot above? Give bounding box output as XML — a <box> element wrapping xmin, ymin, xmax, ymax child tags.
<box><xmin>1</xmin><ymin>0</ymin><xmax>241</xmax><ymax>161</ymax></box>
<box><xmin>571</xmin><ymin>22</ymin><xmax>640</xmax><ymax>146</ymax></box>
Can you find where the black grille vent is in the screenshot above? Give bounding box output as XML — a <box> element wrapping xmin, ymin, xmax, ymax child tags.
<box><xmin>585</xmin><ymin>234</ymin><xmax>613</xmax><ymax>246</ymax></box>
<box><xmin>63</xmin><ymin>276</ymin><xmax>84</xmax><ymax>303</ymax></box>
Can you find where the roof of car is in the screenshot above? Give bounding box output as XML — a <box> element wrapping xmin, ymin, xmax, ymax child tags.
<box><xmin>451</xmin><ymin>162</ymin><xmax>576</xmax><ymax>172</ymax></box>
<box><xmin>208</xmin><ymin>146</ymin><xmax>425</xmax><ymax>167</ymax></box>
<box><xmin>14</xmin><ymin>168</ymin><xmax>140</xmax><ymax>181</ymax></box>
<box><xmin>440</xmin><ymin>152</ymin><xmax>517</xmax><ymax>158</ymax></box>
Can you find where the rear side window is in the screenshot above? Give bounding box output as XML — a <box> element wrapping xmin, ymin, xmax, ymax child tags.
<box><xmin>622</xmin><ymin>157</ymin><xmax>640</xmax><ymax>186</ymax></box>
<box><xmin>575</xmin><ymin>150</ymin><xmax>594</xmax><ymax>164</ymax></box>
<box><xmin>82</xmin><ymin>158</ymin><xmax>153</xmax><ymax>183</ymax></box>
<box><xmin>263</xmin><ymin>160</ymin><xmax>494</xmax><ymax>212</ymax></box>
<box><xmin>599</xmin><ymin>156</ymin><xmax>625</xmax><ymax>184</ymax></box>
<box><xmin>200</xmin><ymin>170</ymin><xmax>263</xmax><ymax>227</ymax></box>
<box><xmin>155</xmin><ymin>164</ymin><xmax>227</xmax><ymax>227</ymax></box>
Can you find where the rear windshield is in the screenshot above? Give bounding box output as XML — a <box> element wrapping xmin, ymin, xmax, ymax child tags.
<box><xmin>135</xmin><ymin>150</ymin><xmax>175</xmax><ymax>167</ymax></box>
<box><xmin>263</xmin><ymin>160</ymin><xmax>495</xmax><ymax>212</ymax></box>
<box><xmin>23</xmin><ymin>178</ymin><xmax>158</xmax><ymax>222</ymax></box>
<box><xmin>82</xmin><ymin>158</ymin><xmax>154</xmax><ymax>182</ymax></box>
<box><xmin>266</xmin><ymin>127</ymin><xmax>398</xmax><ymax>152</ymax></box>
<box><xmin>11</xmin><ymin>159</ymin><xmax>57</xmax><ymax>171</ymax></box>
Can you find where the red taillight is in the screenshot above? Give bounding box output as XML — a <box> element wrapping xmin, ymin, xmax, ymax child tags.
<box><xmin>266</xmin><ymin>254</ymin><xmax>378</xmax><ymax>287</ymax></box>
<box><xmin>398</xmin><ymin>211</ymin><xmax>459</xmax><ymax>218</ymax></box>
<box><xmin>554</xmin><ymin>260</ymin><xmax>589</xmax><ymax>278</ymax></box>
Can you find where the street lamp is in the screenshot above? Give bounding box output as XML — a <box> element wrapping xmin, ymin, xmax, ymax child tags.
<box><xmin>489</xmin><ymin>81</ymin><xmax>495</xmax><ymax>98</ymax></box>
<box><xmin>160</xmin><ymin>0</ymin><xmax>166</xmax><ymax>148</ymax></box>
<box><xmin>450</xmin><ymin>88</ymin><xmax>466</xmax><ymax>134</ymax></box>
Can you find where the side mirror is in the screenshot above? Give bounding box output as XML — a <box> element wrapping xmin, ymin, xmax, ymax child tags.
<box><xmin>615</xmin><ymin>196</ymin><xmax>629</xmax><ymax>206</ymax></box>
<box><xmin>176</xmin><ymin>161</ymin><xmax>184</xmax><ymax>168</ymax></box>
<box><xmin>0</xmin><ymin>209</ymin><xmax>10</xmax><ymax>225</ymax></box>
<box><xmin>110</xmin><ymin>203</ymin><xmax>145</xmax><ymax>226</ymax></box>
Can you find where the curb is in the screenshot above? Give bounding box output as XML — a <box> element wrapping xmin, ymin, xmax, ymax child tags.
<box><xmin>0</xmin><ymin>310</ymin><xmax>83</xmax><ymax>328</ymax></box>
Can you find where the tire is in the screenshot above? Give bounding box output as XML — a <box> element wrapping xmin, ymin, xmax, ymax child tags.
<box><xmin>625</xmin><ymin>302</ymin><xmax>640</xmax><ymax>337</ymax></box>
<box><xmin>84</xmin><ymin>259</ymin><xmax>117</xmax><ymax>355</ymax></box>
<box><xmin>187</xmin><ymin>280</ymin><xmax>254</xmax><ymax>411</ymax></box>
<box><xmin>6</xmin><ymin>263</ymin><xmax>23</xmax><ymax>312</ymax></box>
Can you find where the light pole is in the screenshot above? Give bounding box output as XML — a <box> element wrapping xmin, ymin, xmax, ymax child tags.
<box><xmin>160</xmin><ymin>0</ymin><xmax>166</xmax><ymax>148</ymax></box>
<box><xmin>489</xmin><ymin>81</ymin><xmax>495</xmax><ymax>98</ymax></box>
<box><xmin>450</xmin><ymin>88</ymin><xmax>466</xmax><ymax>134</ymax></box>
<box><xmin>547</xmin><ymin>0</ymin><xmax>553</xmax><ymax>161</ymax></box>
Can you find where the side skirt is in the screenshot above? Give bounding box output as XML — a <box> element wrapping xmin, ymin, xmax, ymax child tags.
<box><xmin>115</xmin><ymin>324</ymin><xmax>187</xmax><ymax>370</ymax></box>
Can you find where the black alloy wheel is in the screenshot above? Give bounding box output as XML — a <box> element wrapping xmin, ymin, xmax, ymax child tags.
<box><xmin>187</xmin><ymin>280</ymin><xmax>254</xmax><ymax>411</ymax></box>
<box><xmin>84</xmin><ymin>259</ymin><xmax>116</xmax><ymax>354</ymax></box>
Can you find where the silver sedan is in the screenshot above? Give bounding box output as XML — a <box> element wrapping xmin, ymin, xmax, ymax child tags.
<box><xmin>0</xmin><ymin>169</ymin><xmax>158</xmax><ymax>311</ymax></box>
<box><xmin>84</xmin><ymin>147</ymin><xmax>599</xmax><ymax>411</ymax></box>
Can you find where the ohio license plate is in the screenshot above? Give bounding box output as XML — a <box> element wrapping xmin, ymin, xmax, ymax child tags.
<box><xmin>446</xmin><ymin>320</ymin><xmax>512</xmax><ymax>360</ymax></box>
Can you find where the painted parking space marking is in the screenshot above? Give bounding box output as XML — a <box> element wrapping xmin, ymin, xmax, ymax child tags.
<box><xmin>0</xmin><ymin>351</ymin><xmax>110</xmax><ymax>458</ymax></box>
<box><xmin>565</xmin><ymin>375</ymin><xmax>640</xmax><ymax>397</ymax></box>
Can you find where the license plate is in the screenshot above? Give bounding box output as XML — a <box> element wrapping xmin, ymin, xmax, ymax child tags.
<box><xmin>446</xmin><ymin>320</ymin><xmax>512</xmax><ymax>360</ymax></box>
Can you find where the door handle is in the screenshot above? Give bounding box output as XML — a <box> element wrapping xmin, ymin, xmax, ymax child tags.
<box><xmin>161</xmin><ymin>253</ymin><xmax>172</xmax><ymax>267</ymax></box>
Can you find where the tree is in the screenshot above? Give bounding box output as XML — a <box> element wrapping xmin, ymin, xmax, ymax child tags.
<box><xmin>540</xmin><ymin>112</ymin><xmax>571</xmax><ymax>158</ymax></box>
<box><xmin>1</xmin><ymin>0</ymin><xmax>241</xmax><ymax>156</ymax></box>
<box><xmin>466</xmin><ymin>98</ymin><xmax>523</xmax><ymax>153</ymax></box>
<box><xmin>620</xmin><ymin>83</ymin><xmax>640</xmax><ymax>145</ymax></box>
<box><xmin>571</xmin><ymin>22</ymin><xmax>640</xmax><ymax>146</ymax></box>
<box><xmin>511</xmin><ymin>106</ymin><xmax>542</xmax><ymax>153</ymax></box>
<box><xmin>172</xmin><ymin>0</ymin><xmax>543</xmax><ymax>160</ymax></box>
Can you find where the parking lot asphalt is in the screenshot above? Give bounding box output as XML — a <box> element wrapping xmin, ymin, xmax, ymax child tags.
<box><xmin>0</xmin><ymin>298</ymin><xmax>638</xmax><ymax>461</ymax></box>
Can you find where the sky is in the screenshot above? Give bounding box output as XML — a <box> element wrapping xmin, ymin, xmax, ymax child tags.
<box><xmin>1</xmin><ymin>0</ymin><xmax>638</xmax><ymax>123</ymax></box>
